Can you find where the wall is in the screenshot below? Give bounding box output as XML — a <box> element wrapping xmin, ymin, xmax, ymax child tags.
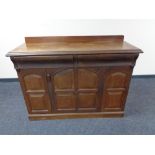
<box><xmin>0</xmin><ymin>19</ymin><xmax>155</xmax><ymax>78</ymax></box>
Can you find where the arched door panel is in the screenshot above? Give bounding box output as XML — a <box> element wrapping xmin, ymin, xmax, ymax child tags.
<box><xmin>102</xmin><ymin>67</ymin><xmax>132</xmax><ymax>111</ymax></box>
<box><xmin>19</xmin><ymin>69</ymin><xmax>52</xmax><ymax>114</ymax></box>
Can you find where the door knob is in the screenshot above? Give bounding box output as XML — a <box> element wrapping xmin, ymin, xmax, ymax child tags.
<box><xmin>46</xmin><ymin>73</ymin><xmax>51</xmax><ymax>81</ymax></box>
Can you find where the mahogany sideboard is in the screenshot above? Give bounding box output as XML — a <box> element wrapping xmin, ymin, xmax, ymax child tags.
<box><xmin>6</xmin><ymin>35</ymin><xmax>142</xmax><ymax>120</ymax></box>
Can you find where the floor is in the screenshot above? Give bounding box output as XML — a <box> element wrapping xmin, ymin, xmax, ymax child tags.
<box><xmin>0</xmin><ymin>77</ymin><xmax>155</xmax><ymax>135</ymax></box>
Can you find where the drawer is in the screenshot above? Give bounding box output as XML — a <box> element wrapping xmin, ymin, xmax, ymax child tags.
<box><xmin>77</xmin><ymin>54</ymin><xmax>137</xmax><ymax>67</ymax></box>
<box><xmin>13</xmin><ymin>55</ymin><xmax>74</xmax><ymax>68</ymax></box>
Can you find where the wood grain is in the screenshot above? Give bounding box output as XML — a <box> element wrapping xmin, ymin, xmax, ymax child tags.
<box><xmin>6</xmin><ymin>35</ymin><xmax>142</xmax><ymax>56</ymax></box>
<box><xmin>7</xmin><ymin>35</ymin><xmax>142</xmax><ymax>120</ymax></box>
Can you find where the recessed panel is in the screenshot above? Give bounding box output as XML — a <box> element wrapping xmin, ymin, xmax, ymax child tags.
<box><xmin>78</xmin><ymin>93</ymin><xmax>97</xmax><ymax>109</ymax></box>
<box><xmin>54</xmin><ymin>69</ymin><xmax>74</xmax><ymax>90</ymax></box>
<box><xmin>106</xmin><ymin>72</ymin><xmax>127</xmax><ymax>88</ymax></box>
<box><xmin>24</xmin><ymin>74</ymin><xmax>45</xmax><ymax>90</ymax></box>
<box><xmin>104</xmin><ymin>90</ymin><xmax>124</xmax><ymax>110</ymax></box>
<box><xmin>28</xmin><ymin>93</ymin><xmax>50</xmax><ymax>112</ymax></box>
<box><xmin>56</xmin><ymin>93</ymin><xmax>76</xmax><ymax>110</ymax></box>
<box><xmin>78</xmin><ymin>69</ymin><xmax>98</xmax><ymax>89</ymax></box>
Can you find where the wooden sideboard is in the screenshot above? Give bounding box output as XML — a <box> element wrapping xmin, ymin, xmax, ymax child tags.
<box><xmin>6</xmin><ymin>35</ymin><xmax>142</xmax><ymax>120</ymax></box>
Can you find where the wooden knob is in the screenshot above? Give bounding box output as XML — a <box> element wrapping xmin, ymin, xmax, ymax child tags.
<box><xmin>46</xmin><ymin>73</ymin><xmax>51</xmax><ymax>80</ymax></box>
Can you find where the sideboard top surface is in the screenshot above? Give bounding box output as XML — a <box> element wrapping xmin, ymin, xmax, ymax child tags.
<box><xmin>6</xmin><ymin>35</ymin><xmax>143</xmax><ymax>56</ymax></box>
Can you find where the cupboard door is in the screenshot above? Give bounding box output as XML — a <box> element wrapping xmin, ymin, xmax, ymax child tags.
<box><xmin>18</xmin><ymin>69</ymin><xmax>52</xmax><ymax>114</ymax></box>
<box><xmin>77</xmin><ymin>68</ymin><xmax>100</xmax><ymax>112</ymax></box>
<box><xmin>102</xmin><ymin>67</ymin><xmax>132</xmax><ymax>111</ymax></box>
<box><xmin>49</xmin><ymin>67</ymin><xmax>101</xmax><ymax>113</ymax></box>
<box><xmin>52</xmin><ymin>68</ymin><xmax>76</xmax><ymax>112</ymax></box>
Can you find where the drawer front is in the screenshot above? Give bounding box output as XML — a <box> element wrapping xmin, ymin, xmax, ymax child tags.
<box><xmin>77</xmin><ymin>54</ymin><xmax>137</xmax><ymax>67</ymax></box>
<box><xmin>13</xmin><ymin>55</ymin><xmax>74</xmax><ymax>69</ymax></box>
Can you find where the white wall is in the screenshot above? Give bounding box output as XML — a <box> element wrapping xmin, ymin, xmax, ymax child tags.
<box><xmin>0</xmin><ymin>19</ymin><xmax>155</xmax><ymax>78</ymax></box>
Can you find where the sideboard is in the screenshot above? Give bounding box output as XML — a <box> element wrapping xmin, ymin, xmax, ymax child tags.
<box><xmin>6</xmin><ymin>35</ymin><xmax>142</xmax><ymax>120</ymax></box>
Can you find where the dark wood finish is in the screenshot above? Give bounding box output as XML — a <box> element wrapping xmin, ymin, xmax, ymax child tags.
<box><xmin>6</xmin><ymin>35</ymin><xmax>142</xmax><ymax>57</ymax></box>
<box><xmin>6</xmin><ymin>35</ymin><xmax>142</xmax><ymax>120</ymax></box>
<box><xmin>18</xmin><ymin>69</ymin><xmax>52</xmax><ymax>114</ymax></box>
<box><xmin>102</xmin><ymin>66</ymin><xmax>132</xmax><ymax>112</ymax></box>
<box><xmin>29</xmin><ymin>112</ymin><xmax>124</xmax><ymax>120</ymax></box>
